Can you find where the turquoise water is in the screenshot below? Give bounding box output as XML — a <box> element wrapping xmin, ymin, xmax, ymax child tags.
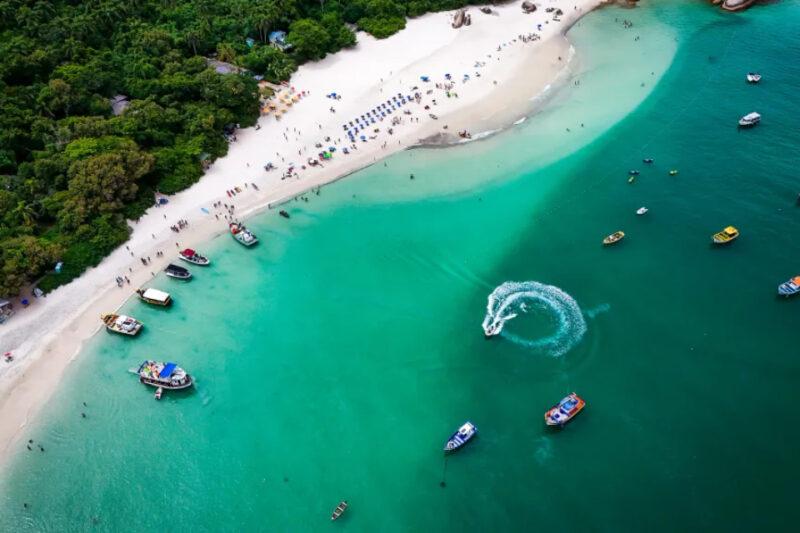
<box><xmin>3</xmin><ymin>1</ymin><xmax>800</xmax><ymax>531</ymax></box>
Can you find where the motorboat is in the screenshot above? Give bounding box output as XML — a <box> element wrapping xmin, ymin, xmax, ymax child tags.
<box><xmin>101</xmin><ymin>314</ymin><xmax>143</xmax><ymax>336</ymax></box>
<box><xmin>712</xmin><ymin>226</ymin><xmax>739</xmax><ymax>245</ymax></box>
<box><xmin>444</xmin><ymin>421</ymin><xmax>477</xmax><ymax>453</ymax></box>
<box><xmin>545</xmin><ymin>392</ymin><xmax>585</xmax><ymax>426</ymax></box>
<box><xmin>230</xmin><ymin>222</ymin><xmax>259</xmax><ymax>247</ymax></box>
<box><xmin>165</xmin><ymin>263</ymin><xmax>192</xmax><ymax>280</ymax></box>
<box><xmin>482</xmin><ymin>313</ymin><xmax>516</xmax><ymax>338</ymax></box>
<box><xmin>178</xmin><ymin>249</ymin><xmax>210</xmax><ymax>266</ymax></box>
<box><xmin>603</xmin><ymin>231</ymin><xmax>625</xmax><ymax>245</ymax></box>
<box><xmin>643</xmin><ymin>158</ymin><xmax>654</xmax><ymax>164</ymax></box>
<box><xmin>629</xmin><ymin>169</ymin><xmax>640</xmax><ymax>176</ymax></box>
<box><xmin>738</xmin><ymin>112</ymin><xmax>761</xmax><ymax>128</ymax></box>
<box><xmin>636</xmin><ymin>207</ymin><xmax>648</xmax><ymax>215</ymax></box>
<box><xmin>628</xmin><ymin>175</ymin><xmax>636</xmax><ymax>184</ymax></box>
<box><xmin>669</xmin><ymin>169</ymin><xmax>679</xmax><ymax>176</ymax></box>
<box><xmin>136</xmin><ymin>288</ymin><xmax>172</xmax><ymax>306</ymax></box>
<box><xmin>778</xmin><ymin>276</ymin><xmax>800</xmax><ymax>297</ymax></box>
<box><xmin>133</xmin><ymin>360</ymin><xmax>193</xmax><ymax>392</ymax></box>
<box><xmin>331</xmin><ymin>501</ymin><xmax>348</xmax><ymax>521</ymax></box>
<box><xmin>746</xmin><ymin>72</ymin><xmax>762</xmax><ymax>83</ymax></box>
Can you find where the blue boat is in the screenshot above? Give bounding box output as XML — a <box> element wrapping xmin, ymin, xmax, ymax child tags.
<box><xmin>444</xmin><ymin>422</ymin><xmax>477</xmax><ymax>453</ymax></box>
<box><xmin>778</xmin><ymin>276</ymin><xmax>800</xmax><ymax>297</ymax></box>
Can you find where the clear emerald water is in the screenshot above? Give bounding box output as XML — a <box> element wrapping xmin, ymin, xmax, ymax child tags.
<box><xmin>2</xmin><ymin>1</ymin><xmax>800</xmax><ymax>531</ymax></box>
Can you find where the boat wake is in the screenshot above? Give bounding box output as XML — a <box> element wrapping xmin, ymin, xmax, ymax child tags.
<box><xmin>481</xmin><ymin>281</ymin><xmax>586</xmax><ymax>357</ymax></box>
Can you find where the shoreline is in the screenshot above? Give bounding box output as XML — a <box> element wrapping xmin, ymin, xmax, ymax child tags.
<box><xmin>0</xmin><ymin>0</ymin><xmax>608</xmax><ymax>470</ymax></box>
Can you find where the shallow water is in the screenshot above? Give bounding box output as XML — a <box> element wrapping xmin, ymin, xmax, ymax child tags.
<box><xmin>2</xmin><ymin>1</ymin><xmax>800</xmax><ymax>531</ymax></box>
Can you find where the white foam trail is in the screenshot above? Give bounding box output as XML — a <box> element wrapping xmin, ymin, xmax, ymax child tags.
<box><xmin>457</xmin><ymin>128</ymin><xmax>501</xmax><ymax>143</ymax></box>
<box><xmin>584</xmin><ymin>303</ymin><xmax>611</xmax><ymax>319</ymax></box>
<box><xmin>482</xmin><ymin>281</ymin><xmax>586</xmax><ymax>357</ymax></box>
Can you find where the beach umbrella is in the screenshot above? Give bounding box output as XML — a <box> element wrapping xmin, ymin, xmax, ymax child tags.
<box><xmin>360</xmin><ymin>135</ymin><xmax>366</xmax><ymax>140</ymax></box>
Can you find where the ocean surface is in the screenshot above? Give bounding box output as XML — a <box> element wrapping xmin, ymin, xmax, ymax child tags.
<box><xmin>2</xmin><ymin>1</ymin><xmax>800</xmax><ymax>531</ymax></box>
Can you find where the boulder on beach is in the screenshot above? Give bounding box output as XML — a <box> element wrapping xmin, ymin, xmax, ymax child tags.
<box><xmin>452</xmin><ymin>8</ymin><xmax>467</xmax><ymax>28</ymax></box>
<box><xmin>522</xmin><ymin>1</ymin><xmax>537</xmax><ymax>13</ymax></box>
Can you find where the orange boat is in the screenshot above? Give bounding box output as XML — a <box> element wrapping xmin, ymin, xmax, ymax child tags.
<box><xmin>545</xmin><ymin>393</ymin><xmax>585</xmax><ymax>426</ymax></box>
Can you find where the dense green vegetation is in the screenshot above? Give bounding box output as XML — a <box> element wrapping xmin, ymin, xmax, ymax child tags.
<box><xmin>0</xmin><ymin>0</ymin><xmax>480</xmax><ymax>297</ymax></box>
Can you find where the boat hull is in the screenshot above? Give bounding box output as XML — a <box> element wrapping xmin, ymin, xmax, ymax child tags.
<box><xmin>105</xmin><ymin>325</ymin><xmax>142</xmax><ymax>336</ymax></box>
<box><xmin>178</xmin><ymin>256</ymin><xmax>210</xmax><ymax>266</ymax></box>
<box><xmin>545</xmin><ymin>393</ymin><xmax>586</xmax><ymax>426</ymax></box>
<box><xmin>139</xmin><ymin>375</ymin><xmax>193</xmax><ymax>390</ymax></box>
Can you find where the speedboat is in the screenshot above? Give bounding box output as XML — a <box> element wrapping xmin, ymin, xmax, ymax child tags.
<box><xmin>669</xmin><ymin>169</ymin><xmax>679</xmax><ymax>176</ymax></box>
<box><xmin>230</xmin><ymin>222</ymin><xmax>259</xmax><ymax>247</ymax></box>
<box><xmin>444</xmin><ymin>421</ymin><xmax>477</xmax><ymax>453</ymax></box>
<box><xmin>603</xmin><ymin>231</ymin><xmax>625</xmax><ymax>245</ymax></box>
<box><xmin>165</xmin><ymin>263</ymin><xmax>192</xmax><ymax>280</ymax></box>
<box><xmin>628</xmin><ymin>169</ymin><xmax>640</xmax><ymax>176</ymax></box>
<box><xmin>746</xmin><ymin>72</ymin><xmax>762</xmax><ymax>83</ymax></box>
<box><xmin>643</xmin><ymin>158</ymin><xmax>654</xmax><ymax>164</ymax></box>
<box><xmin>712</xmin><ymin>226</ymin><xmax>739</xmax><ymax>245</ymax></box>
<box><xmin>778</xmin><ymin>276</ymin><xmax>800</xmax><ymax>297</ymax></box>
<box><xmin>482</xmin><ymin>313</ymin><xmax>516</xmax><ymax>338</ymax></box>
<box><xmin>636</xmin><ymin>207</ymin><xmax>648</xmax><ymax>215</ymax></box>
<box><xmin>331</xmin><ymin>501</ymin><xmax>348</xmax><ymax>521</ymax></box>
<box><xmin>178</xmin><ymin>249</ymin><xmax>210</xmax><ymax>266</ymax></box>
<box><xmin>627</xmin><ymin>175</ymin><xmax>636</xmax><ymax>184</ymax></box>
<box><xmin>136</xmin><ymin>288</ymin><xmax>172</xmax><ymax>306</ymax></box>
<box><xmin>101</xmin><ymin>314</ymin><xmax>143</xmax><ymax>336</ymax></box>
<box><xmin>738</xmin><ymin>112</ymin><xmax>761</xmax><ymax>127</ymax></box>
<box><xmin>545</xmin><ymin>393</ymin><xmax>585</xmax><ymax>426</ymax></box>
<box><xmin>133</xmin><ymin>360</ymin><xmax>193</xmax><ymax>392</ymax></box>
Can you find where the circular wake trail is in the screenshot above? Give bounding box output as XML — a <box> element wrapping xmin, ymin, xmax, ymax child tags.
<box><xmin>482</xmin><ymin>281</ymin><xmax>586</xmax><ymax>357</ymax></box>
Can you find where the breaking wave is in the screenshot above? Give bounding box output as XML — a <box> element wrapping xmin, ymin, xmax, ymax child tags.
<box><xmin>482</xmin><ymin>281</ymin><xmax>586</xmax><ymax>357</ymax></box>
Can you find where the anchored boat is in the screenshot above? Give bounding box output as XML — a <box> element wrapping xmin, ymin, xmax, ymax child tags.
<box><xmin>444</xmin><ymin>421</ymin><xmax>477</xmax><ymax>453</ymax></box>
<box><xmin>746</xmin><ymin>72</ymin><xmax>762</xmax><ymax>84</ymax></box>
<box><xmin>134</xmin><ymin>360</ymin><xmax>193</xmax><ymax>392</ymax></box>
<box><xmin>331</xmin><ymin>501</ymin><xmax>348</xmax><ymax>521</ymax></box>
<box><xmin>101</xmin><ymin>314</ymin><xmax>143</xmax><ymax>336</ymax></box>
<box><xmin>636</xmin><ymin>207</ymin><xmax>648</xmax><ymax>215</ymax></box>
<box><xmin>738</xmin><ymin>112</ymin><xmax>761</xmax><ymax>128</ymax></box>
<box><xmin>603</xmin><ymin>231</ymin><xmax>625</xmax><ymax>245</ymax></box>
<box><xmin>136</xmin><ymin>288</ymin><xmax>172</xmax><ymax>306</ymax></box>
<box><xmin>712</xmin><ymin>226</ymin><xmax>739</xmax><ymax>245</ymax></box>
<box><xmin>178</xmin><ymin>248</ymin><xmax>210</xmax><ymax>266</ymax></box>
<box><xmin>230</xmin><ymin>222</ymin><xmax>259</xmax><ymax>247</ymax></box>
<box><xmin>778</xmin><ymin>276</ymin><xmax>800</xmax><ymax>297</ymax></box>
<box><xmin>545</xmin><ymin>392</ymin><xmax>585</xmax><ymax>426</ymax></box>
<box><xmin>165</xmin><ymin>263</ymin><xmax>192</xmax><ymax>280</ymax></box>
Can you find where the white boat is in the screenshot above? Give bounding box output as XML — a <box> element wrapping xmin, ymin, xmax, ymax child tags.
<box><xmin>482</xmin><ymin>313</ymin><xmax>516</xmax><ymax>338</ymax></box>
<box><xmin>738</xmin><ymin>112</ymin><xmax>761</xmax><ymax>127</ymax></box>
<box><xmin>178</xmin><ymin>249</ymin><xmax>210</xmax><ymax>266</ymax></box>
<box><xmin>136</xmin><ymin>288</ymin><xmax>172</xmax><ymax>306</ymax></box>
<box><xmin>636</xmin><ymin>207</ymin><xmax>648</xmax><ymax>215</ymax></box>
<box><xmin>101</xmin><ymin>314</ymin><xmax>143</xmax><ymax>336</ymax></box>
<box><xmin>746</xmin><ymin>72</ymin><xmax>762</xmax><ymax>83</ymax></box>
<box><xmin>230</xmin><ymin>222</ymin><xmax>259</xmax><ymax>247</ymax></box>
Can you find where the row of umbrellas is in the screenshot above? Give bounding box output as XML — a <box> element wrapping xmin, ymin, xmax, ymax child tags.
<box><xmin>342</xmin><ymin>93</ymin><xmax>414</xmax><ymax>140</ymax></box>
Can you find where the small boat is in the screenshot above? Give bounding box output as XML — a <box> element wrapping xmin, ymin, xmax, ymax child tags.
<box><xmin>444</xmin><ymin>421</ymin><xmax>478</xmax><ymax>453</ymax></box>
<box><xmin>230</xmin><ymin>222</ymin><xmax>259</xmax><ymax>247</ymax></box>
<box><xmin>545</xmin><ymin>392</ymin><xmax>586</xmax><ymax>426</ymax></box>
<box><xmin>636</xmin><ymin>207</ymin><xmax>648</xmax><ymax>215</ymax></box>
<box><xmin>627</xmin><ymin>175</ymin><xmax>636</xmax><ymax>184</ymax></box>
<box><xmin>738</xmin><ymin>112</ymin><xmax>761</xmax><ymax>128</ymax></box>
<box><xmin>746</xmin><ymin>72</ymin><xmax>762</xmax><ymax>84</ymax></box>
<box><xmin>101</xmin><ymin>314</ymin><xmax>143</xmax><ymax>336</ymax></box>
<box><xmin>603</xmin><ymin>231</ymin><xmax>625</xmax><ymax>245</ymax></box>
<box><xmin>136</xmin><ymin>288</ymin><xmax>172</xmax><ymax>306</ymax></box>
<box><xmin>154</xmin><ymin>387</ymin><xmax>163</xmax><ymax>400</ymax></box>
<box><xmin>279</xmin><ymin>210</ymin><xmax>290</xmax><ymax>219</ymax></box>
<box><xmin>628</xmin><ymin>169</ymin><xmax>640</xmax><ymax>176</ymax></box>
<box><xmin>482</xmin><ymin>313</ymin><xmax>516</xmax><ymax>338</ymax></box>
<box><xmin>165</xmin><ymin>263</ymin><xmax>192</xmax><ymax>280</ymax></box>
<box><xmin>331</xmin><ymin>501</ymin><xmax>348</xmax><ymax>521</ymax></box>
<box><xmin>643</xmin><ymin>158</ymin><xmax>654</xmax><ymax>164</ymax></box>
<box><xmin>778</xmin><ymin>276</ymin><xmax>800</xmax><ymax>297</ymax></box>
<box><xmin>178</xmin><ymin>249</ymin><xmax>210</xmax><ymax>266</ymax></box>
<box><xmin>134</xmin><ymin>360</ymin><xmax>193</xmax><ymax>391</ymax></box>
<box><xmin>712</xmin><ymin>226</ymin><xmax>739</xmax><ymax>245</ymax></box>
<box><xmin>669</xmin><ymin>169</ymin><xmax>679</xmax><ymax>176</ymax></box>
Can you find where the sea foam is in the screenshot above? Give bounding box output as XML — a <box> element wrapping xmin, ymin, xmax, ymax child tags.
<box><xmin>482</xmin><ymin>281</ymin><xmax>586</xmax><ymax>357</ymax></box>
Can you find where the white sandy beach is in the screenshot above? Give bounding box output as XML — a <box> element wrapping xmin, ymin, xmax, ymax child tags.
<box><xmin>0</xmin><ymin>0</ymin><xmax>607</xmax><ymax>467</ymax></box>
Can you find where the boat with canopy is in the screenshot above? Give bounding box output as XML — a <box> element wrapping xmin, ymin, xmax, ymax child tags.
<box><xmin>712</xmin><ymin>226</ymin><xmax>739</xmax><ymax>244</ymax></box>
<box><xmin>165</xmin><ymin>263</ymin><xmax>192</xmax><ymax>280</ymax></box>
<box><xmin>230</xmin><ymin>222</ymin><xmax>259</xmax><ymax>247</ymax></box>
<box><xmin>603</xmin><ymin>231</ymin><xmax>625</xmax><ymax>245</ymax></box>
<box><xmin>134</xmin><ymin>360</ymin><xmax>193</xmax><ymax>392</ymax></box>
<box><xmin>778</xmin><ymin>276</ymin><xmax>800</xmax><ymax>297</ymax></box>
<box><xmin>136</xmin><ymin>288</ymin><xmax>172</xmax><ymax>306</ymax></box>
<box><xmin>178</xmin><ymin>249</ymin><xmax>210</xmax><ymax>266</ymax></box>
<box><xmin>331</xmin><ymin>501</ymin><xmax>348</xmax><ymax>521</ymax></box>
<box><xmin>545</xmin><ymin>393</ymin><xmax>585</xmax><ymax>426</ymax></box>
